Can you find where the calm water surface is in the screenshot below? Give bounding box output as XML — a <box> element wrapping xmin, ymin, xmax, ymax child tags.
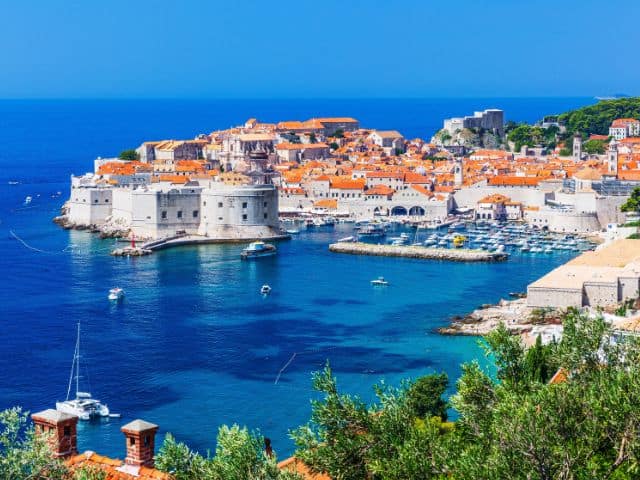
<box><xmin>0</xmin><ymin>98</ymin><xmax>591</xmax><ymax>457</ymax></box>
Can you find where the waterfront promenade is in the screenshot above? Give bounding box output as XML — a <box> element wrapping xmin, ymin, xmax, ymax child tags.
<box><xmin>329</xmin><ymin>242</ymin><xmax>508</xmax><ymax>262</ymax></box>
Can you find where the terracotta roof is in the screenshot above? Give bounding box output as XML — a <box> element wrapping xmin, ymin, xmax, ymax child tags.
<box><xmin>411</xmin><ymin>185</ymin><xmax>433</xmax><ymax>197</ymax></box>
<box><xmin>488</xmin><ymin>176</ymin><xmax>540</xmax><ymax>187</ymax></box>
<box><xmin>278</xmin><ymin>457</ymin><xmax>331</xmax><ymax>480</ymax></box>
<box><xmin>548</xmin><ymin>367</ymin><xmax>569</xmax><ymax>385</ymax></box>
<box><xmin>573</xmin><ymin>167</ymin><xmax>602</xmax><ymax>181</ymax></box>
<box><xmin>330</xmin><ymin>178</ymin><xmax>365</xmax><ymax>190</ymax></box>
<box><xmin>478</xmin><ymin>194</ymin><xmax>510</xmax><ymax>204</ymax></box>
<box><xmin>314</xmin><ymin>199</ymin><xmax>338</xmax><ymax>209</ymax></box>
<box><xmin>364</xmin><ymin>185</ymin><xmax>395</xmax><ymax>196</ymax></box>
<box><xmin>371</xmin><ymin>130</ymin><xmax>403</xmax><ymax>139</ymax></box>
<box><xmin>315</xmin><ymin>117</ymin><xmax>358</xmax><ymax>123</ymax></box>
<box><xmin>66</xmin><ymin>452</ymin><xmax>172</xmax><ymax>480</ymax></box>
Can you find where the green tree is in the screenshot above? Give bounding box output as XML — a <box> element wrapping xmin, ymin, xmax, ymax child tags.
<box><xmin>621</xmin><ymin>186</ymin><xmax>640</xmax><ymax>214</ymax></box>
<box><xmin>329</xmin><ymin>142</ymin><xmax>339</xmax><ymax>150</ymax></box>
<box><xmin>583</xmin><ymin>138</ymin><xmax>606</xmax><ymax>154</ymax></box>
<box><xmin>0</xmin><ymin>407</ymin><xmax>68</xmax><ymax>480</ymax></box>
<box><xmin>118</xmin><ymin>149</ymin><xmax>139</xmax><ymax>161</ymax></box>
<box><xmin>406</xmin><ymin>373</ymin><xmax>448</xmax><ymax>420</ymax></box>
<box><xmin>156</xmin><ymin>427</ymin><xmax>300</xmax><ymax>480</ymax></box>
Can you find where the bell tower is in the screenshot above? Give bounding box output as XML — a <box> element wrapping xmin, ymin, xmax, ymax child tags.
<box><xmin>608</xmin><ymin>141</ymin><xmax>618</xmax><ymax>177</ymax></box>
<box><xmin>573</xmin><ymin>133</ymin><xmax>582</xmax><ymax>160</ymax></box>
<box><xmin>454</xmin><ymin>159</ymin><xmax>463</xmax><ymax>187</ymax></box>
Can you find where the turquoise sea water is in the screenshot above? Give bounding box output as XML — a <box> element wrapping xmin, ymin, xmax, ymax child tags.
<box><xmin>0</xmin><ymin>98</ymin><xmax>592</xmax><ymax>458</ymax></box>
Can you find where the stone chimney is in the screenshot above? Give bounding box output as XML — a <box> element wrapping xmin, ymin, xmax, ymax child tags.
<box><xmin>121</xmin><ymin>419</ymin><xmax>159</xmax><ymax>467</ymax></box>
<box><xmin>31</xmin><ymin>409</ymin><xmax>78</xmax><ymax>458</ymax></box>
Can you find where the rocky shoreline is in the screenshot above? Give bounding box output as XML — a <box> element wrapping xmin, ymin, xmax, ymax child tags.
<box><xmin>438</xmin><ymin>297</ymin><xmax>564</xmax><ymax>345</ymax></box>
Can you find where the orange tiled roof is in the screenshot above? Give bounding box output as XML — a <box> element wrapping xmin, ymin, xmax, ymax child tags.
<box><xmin>478</xmin><ymin>193</ymin><xmax>510</xmax><ymax>204</ymax></box>
<box><xmin>66</xmin><ymin>452</ymin><xmax>172</xmax><ymax>480</ymax></box>
<box><xmin>330</xmin><ymin>177</ymin><xmax>365</xmax><ymax>190</ymax></box>
<box><xmin>548</xmin><ymin>367</ymin><xmax>569</xmax><ymax>385</ymax></box>
<box><xmin>364</xmin><ymin>185</ymin><xmax>395</xmax><ymax>196</ymax></box>
<box><xmin>488</xmin><ymin>176</ymin><xmax>540</xmax><ymax>187</ymax></box>
<box><xmin>314</xmin><ymin>199</ymin><xmax>338</xmax><ymax>209</ymax></box>
<box><xmin>411</xmin><ymin>185</ymin><xmax>433</xmax><ymax>197</ymax></box>
<box><xmin>278</xmin><ymin>457</ymin><xmax>331</xmax><ymax>480</ymax></box>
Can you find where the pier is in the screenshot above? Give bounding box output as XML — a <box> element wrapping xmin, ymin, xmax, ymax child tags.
<box><xmin>329</xmin><ymin>242</ymin><xmax>508</xmax><ymax>262</ymax></box>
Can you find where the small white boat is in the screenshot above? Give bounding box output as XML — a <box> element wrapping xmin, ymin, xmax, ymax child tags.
<box><xmin>241</xmin><ymin>241</ymin><xmax>277</xmax><ymax>259</ymax></box>
<box><xmin>108</xmin><ymin>287</ymin><xmax>124</xmax><ymax>301</ymax></box>
<box><xmin>24</xmin><ymin>196</ymin><xmax>32</xmax><ymax>205</ymax></box>
<box><xmin>8</xmin><ymin>181</ymin><xmax>19</xmax><ymax>185</ymax></box>
<box><xmin>337</xmin><ymin>236</ymin><xmax>355</xmax><ymax>243</ymax></box>
<box><xmin>371</xmin><ymin>276</ymin><xmax>389</xmax><ymax>286</ymax></box>
<box><xmin>260</xmin><ymin>285</ymin><xmax>272</xmax><ymax>295</ymax></box>
<box><xmin>285</xmin><ymin>229</ymin><xmax>300</xmax><ymax>235</ymax></box>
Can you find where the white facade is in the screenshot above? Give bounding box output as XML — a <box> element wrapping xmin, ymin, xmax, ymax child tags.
<box><xmin>64</xmin><ymin>177</ymin><xmax>281</xmax><ymax>241</ymax></box>
<box><xmin>198</xmin><ymin>183</ymin><xmax>279</xmax><ymax>239</ymax></box>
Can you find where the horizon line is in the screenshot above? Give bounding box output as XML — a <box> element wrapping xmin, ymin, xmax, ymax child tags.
<box><xmin>0</xmin><ymin>95</ymin><xmax>606</xmax><ymax>102</ymax></box>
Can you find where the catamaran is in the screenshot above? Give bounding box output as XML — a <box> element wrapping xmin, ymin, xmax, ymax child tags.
<box><xmin>56</xmin><ymin>322</ymin><xmax>110</xmax><ymax>420</ymax></box>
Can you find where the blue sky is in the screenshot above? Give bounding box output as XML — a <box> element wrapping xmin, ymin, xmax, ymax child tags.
<box><xmin>1</xmin><ymin>0</ymin><xmax>638</xmax><ymax>98</ymax></box>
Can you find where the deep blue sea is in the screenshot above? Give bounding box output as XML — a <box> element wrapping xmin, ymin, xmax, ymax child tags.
<box><xmin>0</xmin><ymin>98</ymin><xmax>593</xmax><ymax>459</ymax></box>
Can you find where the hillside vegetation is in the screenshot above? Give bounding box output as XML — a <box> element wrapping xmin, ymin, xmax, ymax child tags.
<box><xmin>559</xmin><ymin>97</ymin><xmax>640</xmax><ymax>136</ymax></box>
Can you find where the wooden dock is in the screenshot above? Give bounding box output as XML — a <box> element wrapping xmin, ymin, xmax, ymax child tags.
<box><xmin>329</xmin><ymin>242</ymin><xmax>508</xmax><ymax>262</ymax></box>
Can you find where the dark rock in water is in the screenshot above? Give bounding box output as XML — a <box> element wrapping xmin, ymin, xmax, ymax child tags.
<box><xmin>508</xmin><ymin>292</ymin><xmax>527</xmax><ymax>298</ymax></box>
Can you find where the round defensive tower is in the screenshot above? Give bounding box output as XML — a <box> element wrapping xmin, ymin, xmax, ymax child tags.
<box><xmin>198</xmin><ymin>183</ymin><xmax>281</xmax><ymax>240</ymax></box>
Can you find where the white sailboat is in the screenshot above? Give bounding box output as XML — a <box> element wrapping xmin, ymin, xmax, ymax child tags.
<box><xmin>56</xmin><ymin>322</ymin><xmax>110</xmax><ymax>420</ymax></box>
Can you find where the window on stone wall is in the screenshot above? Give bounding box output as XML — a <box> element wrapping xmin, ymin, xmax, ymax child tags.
<box><xmin>263</xmin><ymin>202</ymin><xmax>267</xmax><ymax>207</ymax></box>
<box><xmin>242</xmin><ymin>202</ymin><xmax>248</xmax><ymax>208</ymax></box>
<box><xmin>64</xmin><ymin>426</ymin><xmax>71</xmax><ymax>437</ymax></box>
<box><xmin>161</xmin><ymin>211</ymin><xmax>167</xmax><ymax>219</ymax></box>
<box><xmin>177</xmin><ymin>211</ymin><xmax>183</xmax><ymax>218</ymax></box>
<box><xmin>105</xmin><ymin>199</ymin><xmax>109</xmax><ymax>203</ymax></box>
<box><xmin>242</xmin><ymin>214</ymin><xmax>247</xmax><ymax>221</ymax></box>
<box><xmin>218</xmin><ymin>202</ymin><xmax>223</xmax><ymax>208</ymax></box>
<box><xmin>264</xmin><ymin>213</ymin><xmax>268</xmax><ymax>219</ymax></box>
<box><xmin>193</xmin><ymin>210</ymin><xmax>198</xmax><ymax>218</ymax></box>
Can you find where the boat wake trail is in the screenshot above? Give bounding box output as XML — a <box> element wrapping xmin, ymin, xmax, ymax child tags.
<box><xmin>274</xmin><ymin>353</ymin><xmax>297</xmax><ymax>385</ymax></box>
<box><xmin>273</xmin><ymin>346</ymin><xmax>340</xmax><ymax>385</ymax></box>
<box><xmin>9</xmin><ymin>230</ymin><xmax>72</xmax><ymax>254</ymax></box>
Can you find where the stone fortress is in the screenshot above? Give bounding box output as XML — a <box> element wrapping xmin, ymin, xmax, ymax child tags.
<box><xmin>61</xmin><ymin>149</ymin><xmax>283</xmax><ymax>243</ymax></box>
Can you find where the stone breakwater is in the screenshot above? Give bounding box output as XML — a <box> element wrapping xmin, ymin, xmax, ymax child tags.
<box><xmin>328</xmin><ymin>242</ymin><xmax>508</xmax><ymax>262</ymax></box>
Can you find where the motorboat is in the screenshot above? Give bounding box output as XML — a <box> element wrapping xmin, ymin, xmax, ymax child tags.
<box><xmin>56</xmin><ymin>323</ymin><xmax>111</xmax><ymax>420</ymax></box>
<box><xmin>370</xmin><ymin>277</ymin><xmax>389</xmax><ymax>286</ymax></box>
<box><xmin>24</xmin><ymin>196</ymin><xmax>32</xmax><ymax>205</ymax></box>
<box><xmin>241</xmin><ymin>241</ymin><xmax>277</xmax><ymax>259</ymax></box>
<box><xmin>285</xmin><ymin>229</ymin><xmax>300</xmax><ymax>234</ymax></box>
<box><xmin>453</xmin><ymin>235</ymin><xmax>466</xmax><ymax>248</ymax></box>
<box><xmin>108</xmin><ymin>287</ymin><xmax>124</xmax><ymax>301</ymax></box>
<box><xmin>260</xmin><ymin>284</ymin><xmax>272</xmax><ymax>295</ymax></box>
<box><xmin>358</xmin><ymin>224</ymin><xmax>386</xmax><ymax>237</ymax></box>
<box><xmin>338</xmin><ymin>236</ymin><xmax>356</xmax><ymax>243</ymax></box>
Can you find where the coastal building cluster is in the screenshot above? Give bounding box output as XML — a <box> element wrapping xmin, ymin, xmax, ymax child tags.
<box><xmin>60</xmin><ymin>111</ymin><xmax>640</xmax><ymax>242</ymax></box>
